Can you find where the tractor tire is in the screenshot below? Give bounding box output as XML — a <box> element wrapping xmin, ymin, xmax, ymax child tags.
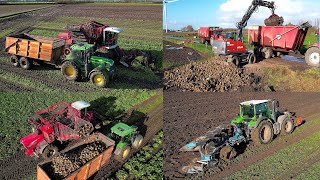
<box><xmin>232</xmin><ymin>56</ymin><xmax>240</xmax><ymax>67</ymax></box>
<box><xmin>281</xmin><ymin>118</ymin><xmax>294</xmax><ymax>135</ymax></box>
<box><xmin>90</xmin><ymin>71</ymin><xmax>109</xmax><ymax>88</ymax></box>
<box><xmin>132</xmin><ymin>134</ymin><xmax>144</xmax><ymax>149</ymax></box>
<box><xmin>305</xmin><ymin>47</ymin><xmax>320</xmax><ymax>67</ymax></box>
<box><xmin>252</xmin><ymin>121</ymin><xmax>274</xmax><ymax>145</ymax></box>
<box><xmin>61</xmin><ymin>61</ymin><xmax>80</xmax><ymax>81</ymax></box>
<box><xmin>19</xmin><ymin>57</ymin><xmax>32</xmax><ymax>70</ymax></box>
<box><xmin>42</xmin><ymin>145</ymin><xmax>58</xmax><ymax>159</ymax></box>
<box><xmin>248</xmin><ymin>53</ymin><xmax>257</xmax><ymax>64</ymax></box>
<box><xmin>114</xmin><ymin>145</ymin><xmax>131</xmax><ymax>162</ymax></box>
<box><xmin>10</xmin><ymin>55</ymin><xmax>19</xmax><ymax>67</ymax></box>
<box><xmin>219</xmin><ymin>146</ymin><xmax>237</xmax><ymax>161</ymax></box>
<box><xmin>262</xmin><ymin>47</ymin><xmax>273</xmax><ymax>59</ymax></box>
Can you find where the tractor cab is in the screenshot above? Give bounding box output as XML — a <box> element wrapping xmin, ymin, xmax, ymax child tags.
<box><xmin>103</xmin><ymin>27</ymin><xmax>123</xmax><ymax>49</ymax></box>
<box><xmin>110</xmin><ymin>122</ymin><xmax>136</xmax><ymax>141</ymax></box>
<box><xmin>66</xmin><ymin>43</ymin><xmax>95</xmax><ymax>61</ymax></box>
<box><xmin>71</xmin><ymin>100</ymin><xmax>91</xmax><ymax>118</ymax></box>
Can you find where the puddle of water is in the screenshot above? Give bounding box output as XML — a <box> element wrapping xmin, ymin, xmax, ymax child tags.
<box><xmin>166</xmin><ymin>47</ymin><xmax>184</xmax><ymax>50</ymax></box>
<box><xmin>281</xmin><ymin>55</ymin><xmax>305</xmax><ymax>63</ymax></box>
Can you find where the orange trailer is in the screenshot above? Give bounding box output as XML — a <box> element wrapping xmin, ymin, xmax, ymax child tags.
<box><xmin>5</xmin><ymin>33</ymin><xmax>65</xmax><ymax>69</ymax></box>
<box><xmin>37</xmin><ymin>133</ymin><xmax>115</xmax><ymax>180</ymax></box>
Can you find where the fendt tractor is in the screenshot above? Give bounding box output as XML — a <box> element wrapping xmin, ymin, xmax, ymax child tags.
<box><xmin>180</xmin><ymin>99</ymin><xmax>303</xmax><ymax>174</ymax></box>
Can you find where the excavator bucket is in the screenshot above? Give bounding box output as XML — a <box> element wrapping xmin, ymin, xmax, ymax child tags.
<box><xmin>264</xmin><ymin>14</ymin><xmax>284</xmax><ymax>26</ymax></box>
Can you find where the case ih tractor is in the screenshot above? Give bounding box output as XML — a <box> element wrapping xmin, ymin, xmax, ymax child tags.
<box><xmin>109</xmin><ymin>122</ymin><xmax>144</xmax><ymax>161</ymax></box>
<box><xmin>61</xmin><ymin>43</ymin><xmax>115</xmax><ymax>87</ymax></box>
<box><xmin>180</xmin><ymin>99</ymin><xmax>303</xmax><ymax>174</ymax></box>
<box><xmin>20</xmin><ymin>101</ymin><xmax>100</xmax><ymax>158</ymax></box>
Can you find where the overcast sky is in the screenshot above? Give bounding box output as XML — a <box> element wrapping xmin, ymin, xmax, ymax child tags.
<box><xmin>163</xmin><ymin>0</ymin><xmax>320</xmax><ymax>30</ymax></box>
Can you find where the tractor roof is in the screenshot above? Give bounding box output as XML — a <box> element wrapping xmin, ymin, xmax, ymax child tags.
<box><xmin>111</xmin><ymin>122</ymin><xmax>134</xmax><ymax>137</ymax></box>
<box><xmin>240</xmin><ymin>100</ymin><xmax>269</xmax><ymax>105</ymax></box>
<box><xmin>104</xmin><ymin>27</ymin><xmax>123</xmax><ymax>33</ymax></box>
<box><xmin>70</xmin><ymin>43</ymin><xmax>94</xmax><ymax>51</ymax></box>
<box><xmin>71</xmin><ymin>101</ymin><xmax>91</xmax><ymax>110</ymax></box>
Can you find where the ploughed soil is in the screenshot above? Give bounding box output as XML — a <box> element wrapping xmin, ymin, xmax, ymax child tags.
<box><xmin>0</xmin><ymin>95</ymin><xmax>163</xmax><ymax>180</ymax></box>
<box><xmin>164</xmin><ymin>58</ymin><xmax>262</xmax><ymax>92</ymax></box>
<box><xmin>164</xmin><ymin>92</ymin><xmax>320</xmax><ymax>179</ymax></box>
<box><xmin>163</xmin><ymin>40</ymin><xmax>203</xmax><ymax>66</ymax></box>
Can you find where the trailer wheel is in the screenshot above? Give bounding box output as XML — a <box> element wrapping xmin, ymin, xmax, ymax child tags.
<box><xmin>252</xmin><ymin>121</ymin><xmax>274</xmax><ymax>145</ymax></box>
<box><xmin>64</xmin><ymin>47</ymin><xmax>72</xmax><ymax>56</ymax></box>
<box><xmin>262</xmin><ymin>47</ymin><xmax>273</xmax><ymax>59</ymax></box>
<box><xmin>10</xmin><ymin>55</ymin><xmax>20</xmax><ymax>67</ymax></box>
<box><xmin>248</xmin><ymin>53</ymin><xmax>257</xmax><ymax>64</ymax></box>
<box><xmin>42</xmin><ymin>145</ymin><xmax>58</xmax><ymax>159</ymax></box>
<box><xmin>61</xmin><ymin>61</ymin><xmax>80</xmax><ymax>81</ymax></box>
<box><xmin>90</xmin><ymin>71</ymin><xmax>109</xmax><ymax>88</ymax></box>
<box><xmin>281</xmin><ymin>118</ymin><xmax>294</xmax><ymax>135</ymax></box>
<box><xmin>232</xmin><ymin>56</ymin><xmax>240</xmax><ymax>67</ymax></box>
<box><xmin>115</xmin><ymin>145</ymin><xmax>131</xmax><ymax>161</ymax></box>
<box><xmin>305</xmin><ymin>47</ymin><xmax>320</xmax><ymax>67</ymax></box>
<box><xmin>19</xmin><ymin>57</ymin><xmax>32</xmax><ymax>70</ymax></box>
<box><xmin>132</xmin><ymin>134</ymin><xmax>144</xmax><ymax>149</ymax></box>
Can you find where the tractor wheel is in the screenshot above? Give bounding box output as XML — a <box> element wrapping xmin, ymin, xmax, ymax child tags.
<box><xmin>132</xmin><ymin>134</ymin><xmax>144</xmax><ymax>149</ymax></box>
<box><xmin>248</xmin><ymin>53</ymin><xmax>257</xmax><ymax>64</ymax></box>
<box><xmin>90</xmin><ymin>71</ymin><xmax>109</xmax><ymax>88</ymax></box>
<box><xmin>10</xmin><ymin>55</ymin><xmax>19</xmax><ymax>67</ymax></box>
<box><xmin>262</xmin><ymin>47</ymin><xmax>273</xmax><ymax>59</ymax></box>
<box><xmin>42</xmin><ymin>145</ymin><xmax>58</xmax><ymax>159</ymax></box>
<box><xmin>19</xmin><ymin>57</ymin><xmax>32</xmax><ymax>70</ymax></box>
<box><xmin>232</xmin><ymin>56</ymin><xmax>240</xmax><ymax>67</ymax></box>
<box><xmin>219</xmin><ymin>146</ymin><xmax>237</xmax><ymax>161</ymax></box>
<box><xmin>252</xmin><ymin>121</ymin><xmax>274</xmax><ymax>145</ymax></box>
<box><xmin>61</xmin><ymin>61</ymin><xmax>80</xmax><ymax>81</ymax></box>
<box><xmin>305</xmin><ymin>47</ymin><xmax>320</xmax><ymax>67</ymax></box>
<box><xmin>281</xmin><ymin>118</ymin><xmax>294</xmax><ymax>135</ymax></box>
<box><xmin>115</xmin><ymin>145</ymin><xmax>131</xmax><ymax>162</ymax></box>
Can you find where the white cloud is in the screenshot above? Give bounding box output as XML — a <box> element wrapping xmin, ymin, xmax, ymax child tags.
<box><xmin>216</xmin><ymin>0</ymin><xmax>320</xmax><ymax>28</ymax></box>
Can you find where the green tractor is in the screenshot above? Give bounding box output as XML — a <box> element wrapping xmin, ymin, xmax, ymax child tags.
<box><xmin>109</xmin><ymin>122</ymin><xmax>144</xmax><ymax>161</ymax></box>
<box><xmin>61</xmin><ymin>43</ymin><xmax>115</xmax><ymax>87</ymax></box>
<box><xmin>231</xmin><ymin>100</ymin><xmax>302</xmax><ymax>144</ymax></box>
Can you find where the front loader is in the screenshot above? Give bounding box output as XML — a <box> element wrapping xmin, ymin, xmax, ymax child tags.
<box><xmin>180</xmin><ymin>99</ymin><xmax>303</xmax><ymax>174</ymax></box>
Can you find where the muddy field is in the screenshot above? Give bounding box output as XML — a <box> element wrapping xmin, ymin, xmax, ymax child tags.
<box><xmin>164</xmin><ymin>92</ymin><xmax>320</xmax><ymax>179</ymax></box>
<box><xmin>163</xmin><ymin>40</ymin><xmax>203</xmax><ymax>66</ymax></box>
<box><xmin>0</xmin><ymin>4</ymin><xmax>53</xmax><ymax>16</ymax></box>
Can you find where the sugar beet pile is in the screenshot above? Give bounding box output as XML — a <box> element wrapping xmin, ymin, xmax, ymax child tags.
<box><xmin>44</xmin><ymin>141</ymin><xmax>106</xmax><ymax>178</ymax></box>
<box><xmin>164</xmin><ymin>59</ymin><xmax>262</xmax><ymax>92</ymax></box>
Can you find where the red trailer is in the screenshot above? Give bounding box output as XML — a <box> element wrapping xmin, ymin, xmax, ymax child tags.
<box><xmin>248</xmin><ymin>22</ymin><xmax>311</xmax><ymax>59</ymax></box>
<box><xmin>198</xmin><ymin>27</ymin><xmax>222</xmax><ymax>44</ymax></box>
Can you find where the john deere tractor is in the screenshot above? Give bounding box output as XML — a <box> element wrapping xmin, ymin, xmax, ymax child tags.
<box><xmin>180</xmin><ymin>99</ymin><xmax>302</xmax><ymax>174</ymax></box>
<box><xmin>109</xmin><ymin>122</ymin><xmax>144</xmax><ymax>161</ymax></box>
<box><xmin>61</xmin><ymin>43</ymin><xmax>115</xmax><ymax>87</ymax></box>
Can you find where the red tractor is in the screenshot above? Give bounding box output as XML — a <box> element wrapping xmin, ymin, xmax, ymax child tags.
<box><xmin>198</xmin><ymin>27</ymin><xmax>223</xmax><ymax>44</ymax></box>
<box><xmin>20</xmin><ymin>101</ymin><xmax>100</xmax><ymax>158</ymax></box>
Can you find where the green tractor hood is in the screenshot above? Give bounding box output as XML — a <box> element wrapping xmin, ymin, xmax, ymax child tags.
<box><xmin>90</xmin><ymin>55</ymin><xmax>114</xmax><ymax>66</ymax></box>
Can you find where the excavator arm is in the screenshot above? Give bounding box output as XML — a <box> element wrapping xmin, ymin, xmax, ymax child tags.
<box><xmin>236</xmin><ymin>0</ymin><xmax>278</xmax><ymax>42</ymax></box>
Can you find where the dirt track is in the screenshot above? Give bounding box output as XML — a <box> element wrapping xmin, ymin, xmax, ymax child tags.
<box><xmin>164</xmin><ymin>92</ymin><xmax>320</xmax><ymax>179</ymax></box>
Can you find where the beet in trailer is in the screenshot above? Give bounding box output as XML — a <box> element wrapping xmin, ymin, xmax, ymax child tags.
<box><xmin>248</xmin><ymin>22</ymin><xmax>311</xmax><ymax>62</ymax></box>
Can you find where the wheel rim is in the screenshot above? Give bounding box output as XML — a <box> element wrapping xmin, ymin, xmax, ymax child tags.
<box><xmin>123</xmin><ymin>148</ymin><xmax>129</xmax><ymax>158</ymax></box>
<box><xmin>309</xmin><ymin>52</ymin><xmax>320</xmax><ymax>64</ymax></box>
<box><xmin>285</xmin><ymin>121</ymin><xmax>293</xmax><ymax>133</ymax></box>
<box><xmin>11</xmin><ymin>58</ymin><xmax>17</xmax><ymax>64</ymax></box>
<box><xmin>65</xmin><ymin>65</ymin><xmax>75</xmax><ymax>77</ymax></box>
<box><xmin>93</xmin><ymin>74</ymin><xmax>104</xmax><ymax>85</ymax></box>
<box><xmin>260</xmin><ymin>125</ymin><xmax>271</xmax><ymax>143</ymax></box>
<box><xmin>21</xmin><ymin>60</ymin><xmax>27</xmax><ymax>66</ymax></box>
<box><xmin>138</xmin><ymin>139</ymin><xmax>143</xmax><ymax>147</ymax></box>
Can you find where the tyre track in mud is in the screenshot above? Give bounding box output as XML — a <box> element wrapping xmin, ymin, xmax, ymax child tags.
<box><xmin>164</xmin><ymin>92</ymin><xmax>320</xmax><ymax>179</ymax></box>
<box><xmin>0</xmin><ymin>76</ymin><xmax>35</xmax><ymax>92</ymax></box>
<box><xmin>93</xmin><ymin>103</ymin><xmax>163</xmax><ymax>179</ymax></box>
<box><xmin>0</xmin><ymin>61</ymin><xmax>95</xmax><ymax>92</ymax></box>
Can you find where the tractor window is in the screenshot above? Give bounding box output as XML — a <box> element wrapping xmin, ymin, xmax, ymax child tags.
<box><xmin>242</xmin><ymin>105</ymin><xmax>254</xmax><ymax>117</ymax></box>
<box><xmin>256</xmin><ymin>103</ymin><xmax>268</xmax><ymax>116</ymax></box>
<box><xmin>104</xmin><ymin>32</ymin><xmax>118</xmax><ymax>47</ymax></box>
